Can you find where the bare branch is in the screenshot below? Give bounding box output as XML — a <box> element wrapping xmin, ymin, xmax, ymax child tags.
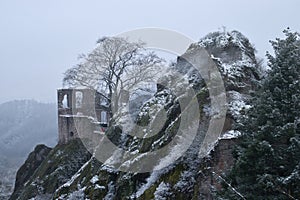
<box><xmin>63</xmin><ymin>36</ymin><xmax>164</xmax><ymax>114</ymax></box>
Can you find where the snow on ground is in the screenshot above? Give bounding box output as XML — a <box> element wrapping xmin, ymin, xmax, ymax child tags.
<box><xmin>94</xmin><ymin>184</ymin><xmax>105</xmax><ymax>190</ymax></box>
<box><xmin>220</xmin><ymin>130</ymin><xmax>241</xmax><ymax>139</ymax></box>
<box><xmin>56</xmin><ymin>156</ymin><xmax>93</xmax><ymax>191</ymax></box>
<box><xmin>90</xmin><ymin>175</ymin><xmax>99</xmax><ymax>184</ymax></box>
<box><xmin>154</xmin><ymin>182</ymin><xmax>171</xmax><ymax>200</ymax></box>
<box><xmin>65</xmin><ymin>186</ymin><xmax>86</xmax><ymax>200</ymax></box>
<box><xmin>227</xmin><ymin>91</ymin><xmax>251</xmax><ymax>119</ymax></box>
<box><xmin>103</xmin><ymin>181</ymin><xmax>116</xmax><ymax>200</ymax></box>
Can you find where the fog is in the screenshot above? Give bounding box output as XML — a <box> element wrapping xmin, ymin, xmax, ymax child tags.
<box><xmin>0</xmin><ymin>0</ymin><xmax>300</xmax><ymax>103</ymax></box>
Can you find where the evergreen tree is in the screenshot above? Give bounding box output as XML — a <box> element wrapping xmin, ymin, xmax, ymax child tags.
<box><xmin>221</xmin><ymin>29</ymin><xmax>300</xmax><ymax>199</ymax></box>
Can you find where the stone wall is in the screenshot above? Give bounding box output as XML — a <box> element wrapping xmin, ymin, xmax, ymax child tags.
<box><xmin>57</xmin><ymin>89</ymin><xmax>109</xmax><ymax>144</ymax></box>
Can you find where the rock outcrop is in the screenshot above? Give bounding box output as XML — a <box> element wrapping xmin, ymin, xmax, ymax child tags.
<box><xmin>12</xmin><ymin>144</ymin><xmax>52</xmax><ymax>197</ymax></box>
<box><xmin>10</xmin><ymin>30</ymin><xmax>262</xmax><ymax>200</ymax></box>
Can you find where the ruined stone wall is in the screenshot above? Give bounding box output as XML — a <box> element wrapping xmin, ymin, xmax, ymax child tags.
<box><xmin>57</xmin><ymin>89</ymin><xmax>109</xmax><ymax>144</ymax></box>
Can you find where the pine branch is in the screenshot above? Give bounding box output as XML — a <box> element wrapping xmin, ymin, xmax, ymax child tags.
<box><xmin>275</xmin><ymin>186</ymin><xmax>298</xmax><ymax>200</ymax></box>
<box><xmin>212</xmin><ymin>171</ymin><xmax>246</xmax><ymax>200</ymax></box>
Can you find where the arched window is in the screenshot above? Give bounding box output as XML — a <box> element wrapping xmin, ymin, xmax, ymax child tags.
<box><xmin>62</xmin><ymin>94</ymin><xmax>68</xmax><ymax>108</ymax></box>
<box><xmin>75</xmin><ymin>91</ymin><xmax>83</xmax><ymax>108</ymax></box>
<box><xmin>101</xmin><ymin>111</ymin><xmax>107</xmax><ymax>123</ymax></box>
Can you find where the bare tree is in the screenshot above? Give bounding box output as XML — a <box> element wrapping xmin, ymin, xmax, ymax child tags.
<box><xmin>63</xmin><ymin>37</ymin><xmax>163</xmax><ymax>115</ymax></box>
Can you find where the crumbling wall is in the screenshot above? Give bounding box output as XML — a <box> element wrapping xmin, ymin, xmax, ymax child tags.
<box><xmin>57</xmin><ymin>89</ymin><xmax>110</xmax><ymax>144</ymax></box>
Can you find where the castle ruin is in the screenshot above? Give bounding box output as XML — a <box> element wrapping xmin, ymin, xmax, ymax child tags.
<box><xmin>57</xmin><ymin>88</ymin><xmax>110</xmax><ymax>144</ymax></box>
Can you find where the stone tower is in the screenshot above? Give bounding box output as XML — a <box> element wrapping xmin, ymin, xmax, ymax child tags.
<box><xmin>57</xmin><ymin>88</ymin><xmax>109</xmax><ymax>144</ymax></box>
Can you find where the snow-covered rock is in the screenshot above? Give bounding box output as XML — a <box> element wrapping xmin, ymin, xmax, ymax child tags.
<box><xmin>9</xmin><ymin>30</ymin><xmax>262</xmax><ymax>200</ymax></box>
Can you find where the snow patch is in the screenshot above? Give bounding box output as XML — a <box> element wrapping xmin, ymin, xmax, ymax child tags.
<box><xmin>90</xmin><ymin>175</ymin><xmax>99</xmax><ymax>184</ymax></box>
<box><xmin>103</xmin><ymin>181</ymin><xmax>116</xmax><ymax>200</ymax></box>
<box><xmin>220</xmin><ymin>130</ymin><xmax>241</xmax><ymax>139</ymax></box>
<box><xmin>228</xmin><ymin>91</ymin><xmax>251</xmax><ymax>119</ymax></box>
<box><xmin>154</xmin><ymin>182</ymin><xmax>171</xmax><ymax>200</ymax></box>
<box><xmin>94</xmin><ymin>184</ymin><xmax>105</xmax><ymax>190</ymax></box>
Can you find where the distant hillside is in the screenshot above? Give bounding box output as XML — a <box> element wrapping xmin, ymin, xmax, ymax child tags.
<box><xmin>0</xmin><ymin>100</ymin><xmax>57</xmax><ymax>200</ymax></box>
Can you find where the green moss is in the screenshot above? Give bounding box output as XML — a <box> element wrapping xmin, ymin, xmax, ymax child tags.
<box><xmin>138</xmin><ymin>164</ymin><xmax>184</xmax><ymax>199</ymax></box>
<box><xmin>137</xmin><ymin>114</ymin><xmax>150</xmax><ymax>126</ymax></box>
<box><xmin>139</xmin><ymin>183</ymin><xmax>156</xmax><ymax>200</ymax></box>
<box><xmin>18</xmin><ymin>184</ymin><xmax>38</xmax><ymax>200</ymax></box>
<box><xmin>162</xmin><ymin>164</ymin><xmax>184</xmax><ymax>185</ymax></box>
<box><xmin>192</xmin><ymin>184</ymin><xmax>200</xmax><ymax>200</ymax></box>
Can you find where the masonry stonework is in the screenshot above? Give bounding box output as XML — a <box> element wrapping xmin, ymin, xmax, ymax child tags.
<box><xmin>57</xmin><ymin>88</ymin><xmax>109</xmax><ymax>144</ymax></box>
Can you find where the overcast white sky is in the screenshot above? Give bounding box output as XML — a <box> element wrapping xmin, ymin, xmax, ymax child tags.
<box><xmin>1</xmin><ymin>0</ymin><xmax>300</xmax><ymax>104</ymax></box>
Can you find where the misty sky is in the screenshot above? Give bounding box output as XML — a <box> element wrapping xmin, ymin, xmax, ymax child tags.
<box><xmin>1</xmin><ymin>0</ymin><xmax>300</xmax><ymax>104</ymax></box>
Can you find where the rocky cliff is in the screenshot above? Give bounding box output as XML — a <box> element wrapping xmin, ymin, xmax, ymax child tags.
<box><xmin>10</xmin><ymin>30</ymin><xmax>261</xmax><ymax>200</ymax></box>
